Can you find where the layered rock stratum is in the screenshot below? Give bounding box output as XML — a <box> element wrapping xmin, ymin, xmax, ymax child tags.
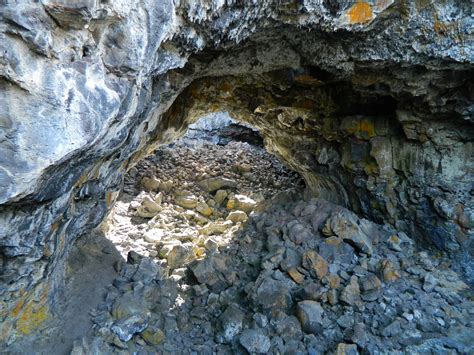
<box><xmin>0</xmin><ymin>0</ymin><xmax>472</xmax><ymax>346</ymax></box>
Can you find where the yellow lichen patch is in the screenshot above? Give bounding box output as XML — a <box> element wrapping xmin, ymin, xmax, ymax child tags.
<box><xmin>12</xmin><ymin>286</ymin><xmax>50</xmax><ymax>335</ymax></box>
<box><xmin>17</xmin><ymin>304</ymin><xmax>49</xmax><ymax>335</ymax></box>
<box><xmin>347</xmin><ymin>1</ymin><xmax>373</xmax><ymax>24</ymax></box>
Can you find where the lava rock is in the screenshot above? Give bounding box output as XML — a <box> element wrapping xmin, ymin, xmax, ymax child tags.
<box><xmin>239</xmin><ymin>329</ymin><xmax>271</xmax><ymax>354</ymax></box>
<box><xmin>296</xmin><ymin>300</ymin><xmax>324</xmax><ymax>335</ymax></box>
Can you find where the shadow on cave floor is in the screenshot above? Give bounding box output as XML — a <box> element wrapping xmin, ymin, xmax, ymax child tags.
<box><xmin>8</xmin><ymin>230</ymin><xmax>124</xmax><ymax>355</ymax></box>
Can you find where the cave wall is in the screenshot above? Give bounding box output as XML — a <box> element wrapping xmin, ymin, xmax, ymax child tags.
<box><xmin>0</xmin><ymin>0</ymin><xmax>473</xmax><ymax>344</ymax></box>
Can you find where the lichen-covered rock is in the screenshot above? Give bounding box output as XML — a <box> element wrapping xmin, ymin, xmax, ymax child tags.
<box><xmin>0</xmin><ymin>0</ymin><xmax>473</xmax><ymax>345</ymax></box>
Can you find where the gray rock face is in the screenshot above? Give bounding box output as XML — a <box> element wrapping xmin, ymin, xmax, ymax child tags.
<box><xmin>0</xmin><ymin>0</ymin><xmax>473</xmax><ymax>343</ymax></box>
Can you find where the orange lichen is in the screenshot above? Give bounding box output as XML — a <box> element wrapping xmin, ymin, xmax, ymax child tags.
<box><xmin>434</xmin><ymin>18</ymin><xmax>447</xmax><ymax>35</ymax></box>
<box><xmin>347</xmin><ymin>1</ymin><xmax>373</xmax><ymax>24</ymax></box>
<box><xmin>17</xmin><ymin>304</ymin><xmax>49</xmax><ymax>335</ymax></box>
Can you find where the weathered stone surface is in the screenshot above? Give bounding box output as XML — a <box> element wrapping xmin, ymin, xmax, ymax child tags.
<box><xmin>0</xmin><ymin>0</ymin><xmax>473</xmax><ymax>346</ymax></box>
<box><xmin>239</xmin><ymin>329</ymin><xmax>271</xmax><ymax>354</ymax></box>
<box><xmin>198</xmin><ymin>177</ymin><xmax>237</xmax><ymax>193</ymax></box>
<box><xmin>296</xmin><ymin>300</ymin><xmax>324</xmax><ymax>335</ymax></box>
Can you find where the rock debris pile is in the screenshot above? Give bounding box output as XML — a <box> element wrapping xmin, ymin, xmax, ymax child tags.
<box><xmin>73</xmin><ymin>136</ymin><xmax>472</xmax><ymax>354</ymax></box>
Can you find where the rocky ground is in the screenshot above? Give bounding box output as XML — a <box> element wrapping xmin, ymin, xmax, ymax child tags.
<box><xmin>65</xmin><ymin>128</ymin><xmax>474</xmax><ymax>354</ymax></box>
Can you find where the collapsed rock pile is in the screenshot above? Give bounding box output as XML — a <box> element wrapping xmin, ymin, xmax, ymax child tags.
<box><xmin>73</xmin><ymin>138</ymin><xmax>473</xmax><ymax>354</ymax></box>
<box><xmin>103</xmin><ymin>139</ymin><xmax>302</xmax><ymax>261</ymax></box>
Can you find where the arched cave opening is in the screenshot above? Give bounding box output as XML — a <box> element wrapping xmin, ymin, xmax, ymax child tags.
<box><xmin>1</xmin><ymin>1</ymin><xmax>473</xmax><ymax>353</ymax></box>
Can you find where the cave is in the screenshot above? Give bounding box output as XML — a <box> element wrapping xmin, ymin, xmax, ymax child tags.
<box><xmin>0</xmin><ymin>1</ymin><xmax>473</xmax><ymax>353</ymax></box>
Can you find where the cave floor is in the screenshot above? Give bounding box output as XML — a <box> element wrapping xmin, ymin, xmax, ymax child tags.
<box><xmin>11</xmin><ymin>135</ymin><xmax>474</xmax><ymax>354</ymax></box>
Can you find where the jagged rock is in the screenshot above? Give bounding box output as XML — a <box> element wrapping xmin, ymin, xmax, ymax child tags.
<box><xmin>214</xmin><ymin>190</ymin><xmax>228</xmax><ymax>206</ymax></box>
<box><xmin>220</xmin><ymin>304</ymin><xmax>245</xmax><ymax>343</ymax></box>
<box><xmin>175</xmin><ymin>194</ymin><xmax>198</xmax><ymax>209</ymax></box>
<box><xmin>198</xmin><ymin>177</ymin><xmax>237</xmax><ymax>192</ymax></box>
<box><xmin>136</xmin><ymin>194</ymin><xmax>163</xmax><ymax>218</ymax></box>
<box><xmin>196</xmin><ymin>201</ymin><xmax>213</xmax><ymax>217</ymax></box>
<box><xmin>340</xmin><ymin>276</ymin><xmax>362</xmax><ymax>307</ymax></box>
<box><xmin>296</xmin><ymin>301</ymin><xmax>324</xmax><ymax>335</ymax></box>
<box><xmin>141</xmin><ymin>177</ymin><xmax>161</xmax><ymax>192</ymax></box>
<box><xmin>302</xmin><ymin>251</ymin><xmax>328</xmax><ymax>280</ymax></box>
<box><xmin>226</xmin><ymin>210</ymin><xmax>248</xmax><ymax>224</ymax></box>
<box><xmin>423</xmin><ymin>273</ymin><xmax>438</xmax><ymax>293</ymax></box>
<box><xmin>141</xmin><ymin>327</ymin><xmax>166</xmax><ymax>346</ymax></box>
<box><xmin>111</xmin><ymin>315</ymin><xmax>148</xmax><ymax>342</ymax></box>
<box><xmin>226</xmin><ymin>194</ymin><xmax>258</xmax><ymax>213</ymax></box>
<box><xmin>199</xmin><ymin>220</ymin><xmax>233</xmax><ymax>235</ymax></box>
<box><xmin>381</xmin><ymin>260</ymin><xmax>401</xmax><ymax>282</ymax></box>
<box><xmin>335</xmin><ymin>343</ymin><xmax>359</xmax><ymax>355</ymax></box>
<box><xmin>324</xmin><ymin>211</ymin><xmax>373</xmax><ymax>255</ymax></box>
<box><xmin>239</xmin><ymin>329</ymin><xmax>271</xmax><ymax>354</ymax></box>
<box><xmin>359</xmin><ymin>274</ymin><xmax>382</xmax><ymax>301</ymax></box>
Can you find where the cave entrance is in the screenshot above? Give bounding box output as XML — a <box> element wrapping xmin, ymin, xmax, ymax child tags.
<box><xmin>103</xmin><ymin>111</ymin><xmax>304</xmax><ymax>262</ymax></box>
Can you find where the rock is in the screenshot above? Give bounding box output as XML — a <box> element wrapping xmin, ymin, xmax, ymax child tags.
<box><xmin>235</xmin><ymin>162</ymin><xmax>252</xmax><ymax>173</ymax></box>
<box><xmin>335</xmin><ymin>343</ymin><xmax>359</xmax><ymax>355</ymax></box>
<box><xmin>423</xmin><ymin>273</ymin><xmax>438</xmax><ymax>292</ymax></box>
<box><xmin>132</xmin><ymin>258</ymin><xmax>161</xmax><ymax>283</ymax></box>
<box><xmin>111</xmin><ymin>315</ymin><xmax>148</xmax><ymax>342</ymax></box>
<box><xmin>327</xmin><ymin>289</ymin><xmax>338</xmax><ymax>305</ymax></box>
<box><xmin>198</xmin><ymin>176</ymin><xmax>237</xmax><ymax>192</ymax></box>
<box><xmin>239</xmin><ymin>329</ymin><xmax>271</xmax><ymax>354</ymax></box>
<box><xmin>381</xmin><ymin>260</ymin><xmax>401</xmax><ymax>282</ymax></box>
<box><xmin>226</xmin><ymin>210</ymin><xmax>248</xmax><ymax>223</ymax></box>
<box><xmin>226</xmin><ymin>194</ymin><xmax>257</xmax><ymax>213</ymax></box>
<box><xmin>324</xmin><ymin>211</ymin><xmax>373</xmax><ymax>255</ymax></box>
<box><xmin>302</xmin><ymin>251</ymin><xmax>328</xmax><ymax>280</ymax></box>
<box><xmin>381</xmin><ymin>320</ymin><xmax>402</xmax><ymax>337</ymax></box>
<box><xmin>143</xmin><ymin>229</ymin><xmax>164</xmax><ymax>244</ymax></box>
<box><xmin>288</xmin><ymin>268</ymin><xmax>305</xmax><ymax>284</ymax></box>
<box><xmin>318</xmin><ymin>237</ymin><xmax>355</xmax><ymax>265</ymax></box>
<box><xmin>161</xmin><ymin>243</ymin><xmax>196</xmax><ymax>269</ymax></box>
<box><xmin>141</xmin><ymin>327</ymin><xmax>166</xmax><ymax>345</ymax></box>
<box><xmin>345</xmin><ymin>323</ymin><xmax>368</xmax><ymax>347</ymax></box>
<box><xmin>252</xmin><ymin>275</ymin><xmax>295</xmax><ymax>311</ymax></box>
<box><xmin>287</xmin><ymin>221</ymin><xmax>313</xmax><ymax>244</ymax></box>
<box><xmin>199</xmin><ymin>220</ymin><xmax>233</xmax><ymax>235</ymax></box>
<box><xmin>196</xmin><ymin>201</ymin><xmax>213</xmax><ymax>217</ymax></box>
<box><xmin>2</xmin><ymin>1</ymin><xmax>473</xmax><ymax>344</ymax></box>
<box><xmin>296</xmin><ymin>300</ymin><xmax>324</xmax><ymax>335</ymax></box>
<box><xmin>175</xmin><ymin>194</ymin><xmax>198</xmax><ymax>209</ymax></box>
<box><xmin>359</xmin><ymin>274</ymin><xmax>382</xmax><ymax>301</ymax></box>
<box><xmin>214</xmin><ymin>189</ymin><xmax>228</xmax><ymax>205</ymax></box>
<box><xmin>327</xmin><ymin>274</ymin><xmax>341</xmax><ymax>289</ymax></box>
<box><xmin>136</xmin><ymin>194</ymin><xmax>163</xmax><ymax>218</ymax></box>
<box><xmin>158</xmin><ymin>180</ymin><xmax>174</xmax><ymax>193</ymax></box>
<box><xmin>273</xmin><ymin>314</ymin><xmax>302</xmax><ymax>341</ymax></box>
<box><xmin>141</xmin><ymin>176</ymin><xmax>161</xmax><ymax>192</ymax></box>
<box><xmin>127</xmin><ymin>251</ymin><xmax>143</xmax><ymax>265</ymax></box>
<box><xmin>189</xmin><ymin>258</ymin><xmax>220</xmax><ymax>288</ymax></box>
<box><xmin>220</xmin><ymin>304</ymin><xmax>245</xmax><ymax>342</ymax></box>
<box><xmin>340</xmin><ymin>276</ymin><xmax>362</xmax><ymax>307</ymax></box>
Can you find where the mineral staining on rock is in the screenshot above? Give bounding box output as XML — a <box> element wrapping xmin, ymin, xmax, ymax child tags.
<box><xmin>0</xmin><ymin>0</ymin><xmax>473</xmax><ymax>348</ymax></box>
